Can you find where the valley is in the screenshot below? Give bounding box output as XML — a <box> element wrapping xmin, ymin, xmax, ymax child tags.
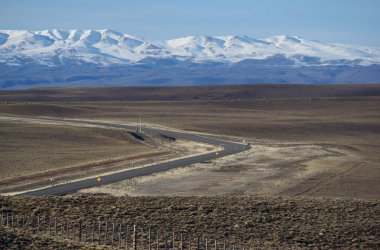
<box><xmin>0</xmin><ymin>84</ymin><xmax>379</xmax><ymax>249</ymax></box>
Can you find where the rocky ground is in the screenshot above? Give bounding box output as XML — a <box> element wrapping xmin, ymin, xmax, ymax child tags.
<box><xmin>0</xmin><ymin>194</ymin><xmax>379</xmax><ymax>249</ymax></box>
<box><xmin>0</xmin><ymin>228</ymin><xmax>87</xmax><ymax>250</ymax></box>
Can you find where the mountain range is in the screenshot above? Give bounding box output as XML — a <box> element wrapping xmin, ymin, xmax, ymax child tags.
<box><xmin>1</xmin><ymin>29</ymin><xmax>379</xmax><ymax>89</ymax></box>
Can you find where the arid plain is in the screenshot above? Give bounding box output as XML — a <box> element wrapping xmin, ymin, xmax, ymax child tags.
<box><xmin>0</xmin><ymin>84</ymin><xmax>379</xmax><ymax>248</ymax></box>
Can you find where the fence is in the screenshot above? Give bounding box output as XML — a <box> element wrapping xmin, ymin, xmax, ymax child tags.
<box><xmin>0</xmin><ymin>212</ymin><xmax>248</xmax><ymax>249</ymax></box>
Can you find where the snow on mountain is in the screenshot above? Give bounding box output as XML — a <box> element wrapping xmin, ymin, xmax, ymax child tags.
<box><xmin>0</xmin><ymin>29</ymin><xmax>379</xmax><ymax>67</ymax></box>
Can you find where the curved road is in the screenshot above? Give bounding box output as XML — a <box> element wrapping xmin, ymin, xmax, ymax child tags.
<box><xmin>19</xmin><ymin>117</ymin><xmax>249</xmax><ymax>196</ymax></box>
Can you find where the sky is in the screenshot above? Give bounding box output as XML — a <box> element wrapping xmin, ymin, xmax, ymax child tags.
<box><xmin>1</xmin><ymin>0</ymin><xmax>380</xmax><ymax>47</ymax></box>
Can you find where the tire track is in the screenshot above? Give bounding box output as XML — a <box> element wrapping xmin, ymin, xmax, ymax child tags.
<box><xmin>294</xmin><ymin>162</ymin><xmax>365</xmax><ymax>196</ymax></box>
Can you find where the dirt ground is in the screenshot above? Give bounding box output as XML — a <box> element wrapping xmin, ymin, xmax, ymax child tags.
<box><xmin>1</xmin><ymin>85</ymin><xmax>379</xmax><ymax>199</ymax></box>
<box><xmin>0</xmin><ymin>119</ymin><xmax>154</xmax><ymax>180</ymax></box>
<box><xmin>0</xmin><ymin>115</ymin><xmax>218</xmax><ymax>194</ymax></box>
<box><xmin>0</xmin><ymin>194</ymin><xmax>379</xmax><ymax>249</ymax></box>
<box><xmin>81</xmin><ymin>143</ymin><xmax>347</xmax><ymax>197</ymax></box>
<box><xmin>0</xmin><ymin>85</ymin><xmax>380</xmax><ymax>249</ymax></box>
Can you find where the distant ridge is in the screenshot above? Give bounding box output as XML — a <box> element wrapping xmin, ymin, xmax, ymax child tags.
<box><xmin>1</xmin><ymin>29</ymin><xmax>380</xmax><ymax>66</ymax></box>
<box><xmin>0</xmin><ymin>29</ymin><xmax>380</xmax><ymax>89</ymax></box>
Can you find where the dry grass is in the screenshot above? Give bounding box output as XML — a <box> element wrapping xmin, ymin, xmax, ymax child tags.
<box><xmin>0</xmin><ymin>85</ymin><xmax>379</xmax><ymax>199</ymax></box>
<box><xmin>0</xmin><ymin>120</ymin><xmax>151</xmax><ymax>180</ymax></box>
<box><xmin>0</xmin><ymin>85</ymin><xmax>379</xmax><ymax>248</ymax></box>
<box><xmin>0</xmin><ymin>194</ymin><xmax>379</xmax><ymax>249</ymax></box>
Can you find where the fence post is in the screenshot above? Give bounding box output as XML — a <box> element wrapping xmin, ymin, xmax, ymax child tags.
<box><xmin>133</xmin><ymin>224</ymin><xmax>137</xmax><ymax>250</ymax></box>
<box><xmin>148</xmin><ymin>228</ymin><xmax>151</xmax><ymax>250</ymax></box>
<box><xmin>119</xmin><ymin>224</ymin><xmax>122</xmax><ymax>247</ymax></box>
<box><xmin>61</xmin><ymin>218</ymin><xmax>63</xmax><ymax>236</ymax></box>
<box><xmin>180</xmin><ymin>233</ymin><xmax>183</xmax><ymax>250</ymax></box>
<box><xmin>91</xmin><ymin>220</ymin><xmax>95</xmax><ymax>243</ymax></box>
<box><xmin>164</xmin><ymin>231</ymin><xmax>168</xmax><ymax>250</ymax></box>
<box><xmin>54</xmin><ymin>217</ymin><xmax>57</xmax><ymax>236</ymax></box>
<box><xmin>73</xmin><ymin>221</ymin><xmax>76</xmax><ymax>241</ymax></box>
<box><xmin>41</xmin><ymin>216</ymin><xmax>44</xmax><ymax>233</ymax></box>
<box><xmin>205</xmin><ymin>238</ymin><xmax>208</xmax><ymax>250</ymax></box>
<box><xmin>105</xmin><ymin>221</ymin><xmax>108</xmax><ymax>245</ymax></box>
<box><xmin>156</xmin><ymin>229</ymin><xmax>159</xmax><ymax>250</ymax></box>
<box><xmin>223</xmin><ymin>241</ymin><xmax>226</xmax><ymax>250</ymax></box>
<box><xmin>79</xmin><ymin>220</ymin><xmax>82</xmax><ymax>242</ymax></box>
<box><xmin>112</xmin><ymin>223</ymin><xmax>115</xmax><ymax>246</ymax></box>
<box><xmin>49</xmin><ymin>217</ymin><xmax>52</xmax><ymax>236</ymax></box>
<box><xmin>125</xmin><ymin>225</ymin><xmax>129</xmax><ymax>250</ymax></box>
<box><xmin>141</xmin><ymin>226</ymin><xmax>145</xmax><ymax>250</ymax></box>
<box><xmin>37</xmin><ymin>216</ymin><xmax>40</xmax><ymax>233</ymax></box>
<box><xmin>172</xmin><ymin>231</ymin><xmax>175</xmax><ymax>250</ymax></box>
<box><xmin>98</xmin><ymin>221</ymin><xmax>101</xmax><ymax>245</ymax></box>
<box><xmin>66</xmin><ymin>220</ymin><xmax>69</xmax><ymax>238</ymax></box>
<box><xmin>85</xmin><ymin>220</ymin><xmax>88</xmax><ymax>242</ymax></box>
<box><xmin>214</xmin><ymin>240</ymin><xmax>217</xmax><ymax>250</ymax></box>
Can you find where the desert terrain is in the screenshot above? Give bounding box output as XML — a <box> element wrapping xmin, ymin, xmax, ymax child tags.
<box><xmin>0</xmin><ymin>116</ymin><xmax>218</xmax><ymax>194</ymax></box>
<box><xmin>1</xmin><ymin>84</ymin><xmax>379</xmax><ymax>199</ymax></box>
<box><xmin>0</xmin><ymin>119</ymin><xmax>152</xmax><ymax>180</ymax></box>
<box><xmin>1</xmin><ymin>195</ymin><xmax>379</xmax><ymax>249</ymax></box>
<box><xmin>0</xmin><ymin>84</ymin><xmax>379</xmax><ymax>248</ymax></box>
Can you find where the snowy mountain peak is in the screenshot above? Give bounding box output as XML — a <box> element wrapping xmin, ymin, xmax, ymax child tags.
<box><xmin>268</xmin><ymin>35</ymin><xmax>302</xmax><ymax>43</ymax></box>
<box><xmin>0</xmin><ymin>29</ymin><xmax>379</xmax><ymax>67</ymax></box>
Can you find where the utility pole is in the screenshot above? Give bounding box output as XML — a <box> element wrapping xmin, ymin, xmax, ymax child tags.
<box><xmin>139</xmin><ymin>115</ymin><xmax>142</xmax><ymax>133</ymax></box>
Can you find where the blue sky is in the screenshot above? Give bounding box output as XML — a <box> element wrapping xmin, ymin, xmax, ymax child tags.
<box><xmin>1</xmin><ymin>0</ymin><xmax>379</xmax><ymax>46</ymax></box>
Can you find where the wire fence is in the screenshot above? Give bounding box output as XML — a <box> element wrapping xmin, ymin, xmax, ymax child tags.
<box><xmin>1</xmin><ymin>212</ymin><xmax>249</xmax><ymax>249</ymax></box>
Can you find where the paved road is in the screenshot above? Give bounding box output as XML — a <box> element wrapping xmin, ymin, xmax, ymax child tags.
<box><xmin>18</xmin><ymin>117</ymin><xmax>249</xmax><ymax>196</ymax></box>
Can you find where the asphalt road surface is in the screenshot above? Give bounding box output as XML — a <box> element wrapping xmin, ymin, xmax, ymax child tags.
<box><xmin>16</xmin><ymin>117</ymin><xmax>249</xmax><ymax>196</ymax></box>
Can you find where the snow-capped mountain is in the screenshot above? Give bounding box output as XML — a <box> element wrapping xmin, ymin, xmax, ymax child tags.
<box><xmin>1</xmin><ymin>29</ymin><xmax>380</xmax><ymax>89</ymax></box>
<box><xmin>1</xmin><ymin>29</ymin><xmax>379</xmax><ymax>66</ymax></box>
